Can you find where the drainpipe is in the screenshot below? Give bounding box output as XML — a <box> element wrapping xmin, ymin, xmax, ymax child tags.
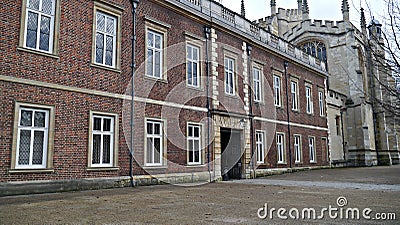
<box><xmin>204</xmin><ymin>25</ymin><xmax>212</xmax><ymax>182</ymax></box>
<box><xmin>246</xmin><ymin>44</ymin><xmax>255</xmax><ymax>178</ymax></box>
<box><xmin>340</xmin><ymin>109</ymin><xmax>346</xmax><ymax>161</ymax></box>
<box><xmin>284</xmin><ymin>61</ymin><xmax>292</xmax><ymax>168</ymax></box>
<box><xmin>129</xmin><ymin>0</ymin><xmax>139</xmax><ymax>187</ymax></box>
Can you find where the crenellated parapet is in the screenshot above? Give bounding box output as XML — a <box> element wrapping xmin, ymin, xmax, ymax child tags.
<box><xmin>283</xmin><ymin>19</ymin><xmax>352</xmax><ymax>41</ymax></box>
<box><xmin>276</xmin><ymin>8</ymin><xmax>303</xmax><ymax>21</ymax></box>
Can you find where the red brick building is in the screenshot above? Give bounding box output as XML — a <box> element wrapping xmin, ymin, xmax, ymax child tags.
<box><xmin>0</xmin><ymin>0</ymin><xmax>328</xmax><ymax>194</ymax></box>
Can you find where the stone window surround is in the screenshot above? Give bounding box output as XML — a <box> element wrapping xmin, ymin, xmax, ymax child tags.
<box><xmin>91</xmin><ymin>0</ymin><xmax>123</xmax><ymax>72</ymax></box>
<box><xmin>18</xmin><ymin>0</ymin><xmax>61</xmax><ymax>58</ymax></box>
<box><xmin>276</xmin><ymin>132</ymin><xmax>286</xmax><ymax>164</ymax></box>
<box><xmin>185</xmin><ymin>35</ymin><xmax>204</xmax><ymax>89</ymax></box>
<box><xmin>87</xmin><ymin>111</ymin><xmax>119</xmax><ymax>171</ymax></box>
<box><xmin>186</xmin><ymin>122</ymin><xmax>204</xmax><ymax>166</ymax></box>
<box><xmin>255</xmin><ymin>130</ymin><xmax>266</xmax><ymax>164</ymax></box>
<box><xmin>10</xmin><ymin>102</ymin><xmax>56</xmax><ymax>173</ymax></box>
<box><xmin>308</xmin><ymin>136</ymin><xmax>317</xmax><ymax>163</ymax></box>
<box><xmin>252</xmin><ymin>63</ymin><xmax>264</xmax><ymax>103</ymax></box>
<box><xmin>144</xmin><ymin>117</ymin><xmax>168</xmax><ymax>168</ymax></box>
<box><xmin>294</xmin><ymin>134</ymin><xmax>302</xmax><ymax>164</ymax></box>
<box><xmin>144</xmin><ymin>16</ymin><xmax>170</xmax><ymax>82</ymax></box>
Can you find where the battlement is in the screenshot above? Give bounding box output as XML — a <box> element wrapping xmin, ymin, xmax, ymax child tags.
<box><xmin>284</xmin><ymin>19</ymin><xmax>350</xmax><ymax>40</ymax></box>
<box><xmin>277</xmin><ymin>8</ymin><xmax>302</xmax><ymax>21</ymax></box>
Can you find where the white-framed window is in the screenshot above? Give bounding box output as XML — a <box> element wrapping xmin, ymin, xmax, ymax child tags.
<box><xmin>294</xmin><ymin>135</ymin><xmax>302</xmax><ymax>163</ymax></box>
<box><xmin>306</xmin><ymin>86</ymin><xmax>313</xmax><ymax>114</ymax></box>
<box><xmin>90</xmin><ymin>115</ymin><xmax>115</xmax><ymax>167</ymax></box>
<box><xmin>146</xmin><ymin>120</ymin><xmax>163</xmax><ymax>166</ymax></box>
<box><xmin>291</xmin><ymin>80</ymin><xmax>299</xmax><ymax>111</ymax></box>
<box><xmin>309</xmin><ymin>136</ymin><xmax>316</xmax><ymax>163</ymax></box>
<box><xmin>253</xmin><ymin>67</ymin><xmax>262</xmax><ymax>102</ymax></box>
<box><xmin>23</xmin><ymin>0</ymin><xmax>56</xmax><ymax>53</ymax></box>
<box><xmin>187</xmin><ymin>124</ymin><xmax>201</xmax><ymax>165</ymax></box>
<box><xmin>273</xmin><ymin>75</ymin><xmax>281</xmax><ymax>107</ymax></box>
<box><xmin>146</xmin><ymin>30</ymin><xmax>163</xmax><ymax>78</ymax></box>
<box><xmin>187</xmin><ymin>44</ymin><xmax>200</xmax><ymax>87</ymax></box>
<box><xmin>318</xmin><ymin>90</ymin><xmax>325</xmax><ymax>116</ymax></box>
<box><xmin>15</xmin><ymin>107</ymin><xmax>49</xmax><ymax>169</ymax></box>
<box><xmin>256</xmin><ymin>131</ymin><xmax>265</xmax><ymax>164</ymax></box>
<box><xmin>225</xmin><ymin>57</ymin><xmax>235</xmax><ymax>95</ymax></box>
<box><xmin>94</xmin><ymin>11</ymin><xmax>117</xmax><ymax>67</ymax></box>
<box><xmin>276</xmin><ymin>133</ymin><xmax>285</xmax><ymax>164</ymax></box>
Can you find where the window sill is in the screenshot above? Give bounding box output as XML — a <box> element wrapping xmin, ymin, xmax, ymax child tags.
<box><xmin>224</xmin><ymin>93</ymin><xmax>240</xmax><ymax>99</ymax></box>
<box><xmin>17</xmin><ymin>47</ymin><xmax>59</xmax><ymax>59</ymax></box>
<box><xmin>8</xmin><ymin>168</ymin><xmax>54</xmax><ymax>174</ymax></box>
<box><xmin>143</xmin><ymin>165</ymin><xmax>168</xmax><ymax>169</ymax></box>
<box><xmin>186</xmin><ymin>164</ymin><xmax>206</xmax><ymax>168</ymax></box>
<box><xmin>144</xmin><ymin>75</ymin><xmax>168</xmax><ymax>84</ymax></box>
<box><xmin>187</xmin><ymin>84</ymin><xmax>203</xmax><ymax>91</ymax></box>
<box><xmin>90</xmin><ymin>63</ymin><xmax>121</xmax><ymax>73</ymax></box>
<box><xmin>86</xmin><ymin>167</ymin><xmax>120</xmax><ymax>171</ymax></box>
<box><xmin>310</xmin><ymin>161</ymin><xmax>317</xmax><ymax>164</ymax></box>
<box><xmin>277</xmin><ymin>162</ymin><xmax>287</xmax><ymax>165</ymax></box>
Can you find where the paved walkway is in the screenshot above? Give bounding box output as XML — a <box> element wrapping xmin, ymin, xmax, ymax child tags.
<box><xmin>232</xmin><ymin>165</ymin><xmax>400</xmax><ymax>191</ymax></box>
<box><xmin>1</xmin><ymin>166</ymin><xmax>399</xmax><ymax>224</ymax></box>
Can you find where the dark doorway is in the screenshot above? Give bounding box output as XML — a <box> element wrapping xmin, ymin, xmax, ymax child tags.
<box><xmin>221</xmin><ymin>128</ymin><xmax>242</xmax><ymax>180</ymax></box>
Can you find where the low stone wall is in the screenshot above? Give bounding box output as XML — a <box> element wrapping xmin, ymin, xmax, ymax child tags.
<box><xmin>255</xmin><ymin>166</ymin><xmax>331</xmax><ymax>178</ymax></box>
<box><xmin>0</xmin><ymin>172</ymin><xmax>213</xmax><ymax>197</ymax></box>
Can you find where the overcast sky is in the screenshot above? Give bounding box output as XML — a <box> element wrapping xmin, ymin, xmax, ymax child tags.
<box><xmin>222</xmin><ymin>0</ymin><xmax>386</xmax><ymax>29</ymax></box>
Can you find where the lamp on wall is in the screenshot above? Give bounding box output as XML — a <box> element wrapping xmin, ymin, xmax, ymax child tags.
<box><xmin>239</xmin><ymin>118</ymin><xmax>246</xmax><ymax>128</ymax></box>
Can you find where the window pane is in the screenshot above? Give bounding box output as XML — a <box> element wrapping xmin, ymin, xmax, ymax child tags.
<box><xmin>106</xmin><ymin>17</ymin><xmax>115</xmax><ymax>34</ymax></box>
<box><xmin>95</xmin><ymin>33</ymin><xmax>104</xmax><ymax>64</ymax></box>
<box><xmin>155</xmin><ymin>35</ymin><xmax>161</xmax><ymax>49</ymax></box>
<box><xmin>147</xmin><ymin>122</ymin><xmax>153</xmax><ymax>135</ymax></box>
<box><xmin>229</xmin><ymin>73</ymin><xmax>233</xmax><ymax>93</ymax></box>
<box><xmin>194</xmin><ymin>126</ymin><xmax>199</xmax><ymax>137</ymax></box>
<box><xmin>20</xmin><ymin>110</ymin><xmax>33</xmax><ymax>126</ymax></box>
<box><xmin>188</xmin><ymin>140</ymin><xmax>193</xmax><ymax>162</ymax></box>
<box><xmin>41</xmin><ymin>0</ymin><xmax>53</xmax><ymax>15</ymax></box>
<box><xmin>105</xmin><ymin>36</ymin><xmax>114</xmax><ymax>66</ymax></box>
<box><xmin>147</xmin><ymin>49</ymin><xmax>154</xmax><ymax>76</ymax></box>
<box><xmin>187</xmin><ymin>46</ymin><xmax>192</xmax><ymax>59</ymax></box>
<box><xmin>193</xmin><ymin>48</ymin><xmax>198</xmax><ymax>61</ymax></box>
<box><xmin>147</xmin><ymin>138</ymin><xmax>153</xmax><ymax>163</ymax></box>
<box><xmin>34</xmin><ymin>111</ymin><xmax>45</xmax><ymax>127</ymax></box>
<box><xmin>32</xmin><ymin>131</ymin><xmax>44</xmax><ymax>165</ymax></box>
<box><xmin>92</xmin><ymin>134</ymin><xmax>101</xmax><ymax>164</ymax></box>
<box><xmin>103</xmin><ymin>135</ymin><xmax>111</xmax><ymax>163</ymax></box>
<box><xmin>28</xmin><ymin>0</ymin><xmax>40</xmax><ymax>10</ymax></box>
<box><xmin>96</xmin><ymin>13</ymin><xmax>105</xmax><ymax>32</ymax></box>
<box><xmin>155</xmin><ymin>51</ymin><xmax>161</xmax><ymax>78</ymax></box>
<box><xmin>39</xmin><ymin>16</ymin><xmax>50</xmax><ymax>51</ymax></box>
<box><xmin>194</xmin><ymin>140</ymin><xmax>200</xmax><ymax>163</ymax></box>
<box><xmin>93</xmin><ymin>117</ymin><xmax>102</xmax><ymax>131</ymax></box>
<box><xmin>18</xmin><ymin>130</ymin><xmax>31</xmax><ymax>165</ymax></box>
<box><xmin>187</xmin><ymin>61</ymin><xmax>192</xmax><ymax>84</ymax></box>
<box><xmin>154</xmin><ymin>123</ymin><xmax>160</xmax><ymax>135</ymax></box>
<box><xmin>26</xmin><ymin>12</ymin><xmax>38</xmax><ymax>49</ymax></box>
<box><xmin>103</xmin><ymin>118</ymin><xmax>111</xmax><ymax>132</ymax></box>
<box><xmin>193</xmin><ymin>63</ymin><xmax>198</xmax><ymax>86</ymax></box>
<box><xmin>154</xmin><ymin>138</ymin><xmax>161</xmax><ymax>164</ymax></box>
<box><xmin>147</xmin><ymin>32</ymin><xmax>154</xmax><ymax>47</ymax></box>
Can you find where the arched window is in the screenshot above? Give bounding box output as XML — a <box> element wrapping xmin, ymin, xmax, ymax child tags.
<box><xmin>300</xmin><ymin>40</ymin><xmax>327</xmax><ymax>63</ymax></box>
